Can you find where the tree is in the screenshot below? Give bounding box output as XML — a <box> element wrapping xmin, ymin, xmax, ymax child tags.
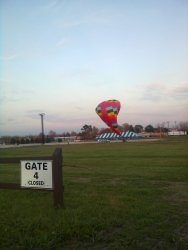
<box><xmin>178</xmin><ymin>121</ymin><xmax>188</xmax><ymax>133</ymax></box>
<box><xmin>81</xmin><ymin>124</ymin><xmax>92</xmax><ymax>132</ymax></box>
<box><xmin>10</xmin><ymin>137</ymin><xmax>17</xmax><ymax>144</ymax></box>
<box><xmin>70</xmin><ymin>131</ymin><xmax>77</xmax><ymax>136</ymax></box>
<box><xmin>65</xmin><ymin>132</ymin><xmax>70</xmax><ymax>137</ymax></box>
<box><xmin>121</xmin><ymin>123</ymin><xmax>135</xmax><ymax>132</ymax></box>
<box><xmin>134</xmin><ymin>125</ymin><xmax>143</xmax><ymax>133</ymax></box>
<box><xmin>90</xmin><ymin>126</ymin><xmax>99</xmax><ymax>138</ymax></box>
<box><xmin>81</xmin><ymin>124</ymin><xmax>92</xmax><ymax>139</ymax></box>
<box><xmin>145</xmin><ymin>125</ymin><xmax>155</xmax><ymax>133</ymax></box>
<box><xmin>129</xmin><ymin>125</ymin><xmax>134</xmax><ymax>132</ymax></box>
<box><xmin>99</xmin><ymin>128</ymin><xmax>112</xmax><ymax>134</ymax></box>
<box><xmin>46</xmin><ymin>135</ymin><xmax>54</xmax><ymax>143</ymax></box>
<box><xmin>48</xmin><ymin>130</ymin><xmax>56</xmax><ymax>137</ymax></box>
<box><xmin>80</xmin><ymin>125</ymin><xmax>99</xmax><ymax>139</ymax></box>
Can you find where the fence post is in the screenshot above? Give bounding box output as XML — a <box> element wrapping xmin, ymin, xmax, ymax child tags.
<box><xmin>52</xmin><ymin>148</ymin><xmax>64</xmax><ymax>208</ymax></box>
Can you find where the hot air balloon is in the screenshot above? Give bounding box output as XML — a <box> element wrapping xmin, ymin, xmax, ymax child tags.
<box><xmin>96</xmin><ymin>99</ymin><xmax>121</xmax><ymax>135</ymax></box>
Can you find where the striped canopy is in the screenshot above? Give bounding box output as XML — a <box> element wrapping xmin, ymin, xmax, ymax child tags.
<box><xmin>96</xmin><ymin>131</ymin><xmax>142</xmax><ymax>141</ymax></box>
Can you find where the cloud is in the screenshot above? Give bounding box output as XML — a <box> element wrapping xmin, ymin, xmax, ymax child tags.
<box><xmin>171</xmin><ymin>82</ymin><xmax>188</xmax><ymax>99</ymax></box>
<box><xmin>40</xmin><ymin>0</ymin><xmax>58</xmax><ymax>10</ymax></box>
<box><xmin>0</xmin><ymin>95</ymin><xmax>20</xmax><ymax>103</ymax></box>
<box><xmin>22</xmin><ymin>90</ymin><xmax>35</xmax><ymax>95</ymax></box>
<box><xmin>26</xmin><ymin>110</ymin><xmax>46</xmax><ymax>119</ymax></box>
<box><xmin>0</xmin><ymin>88</ymin><xmax>35</xmax><ymax>103</ymax></box>
<box><xmin>0</xmin><ymin>79</ymin><xmax>11</xmax><ymax>84</ymax></box>
<box><xmin>89</xmin><ymin>15</ymin><xmax>111</xmax><ymax>25</ymax></box>
<box><xmin>7</xmin><ymin>118</ymin><xmax>16</xmax><ymax>122</ymax></box>
<box><xmin>33</xmin><ymin>0</ymin><xmax>62</xmax><ymax>18</ymax></box>
<box><xmin>56</xmin><ymin>38</ymin><xmax>68</xmax><ymax>47</ymax></box>
<box><xmin>140</xmin><ymin>82</ymin><xmax>188</xmax><ymax>102</ymax></box>
<box><xmin>62</xmin><ymin>20</ymin><xmax>84</xmax><ymax>28</ymax></box>
<box><xmin>126</xmin><ymin>111</ymin><xmax>173</xmax><ymax>117</ymax></box>
<box><xmin>140</xmin><ymin>82</ymin><xmax>166</xmax><ymax>102</ymax></box>
<box><xmin>0</xmin><ymin>117</ymin><xmax>17</xmax><ymax>127</ymax></box>
<box><xmin>58</xmin><ymin>13</ymin><xmax>111</xmax><ymax>29</ymax></box>
<box><xmin>0</xmin><ymin>54</ymin><xmax>19</xmax><ymax>60</ymax></box>
<box><xmin>75</xmin><ymin>106</ymin><xmax>83</xmax><ymax>110</ymax></box>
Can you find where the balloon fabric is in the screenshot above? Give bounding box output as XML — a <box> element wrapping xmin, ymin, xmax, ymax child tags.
<box><xmin>96</xmin><ymin>99</ymin><xmax>121</xmax><ymax>135</ymax></box>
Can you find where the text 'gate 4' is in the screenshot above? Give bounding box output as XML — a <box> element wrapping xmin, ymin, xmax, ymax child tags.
<box><xmin>21</xmin><ymin>161</ymin><xmax>53</xmax><ymax>189</ymax></box>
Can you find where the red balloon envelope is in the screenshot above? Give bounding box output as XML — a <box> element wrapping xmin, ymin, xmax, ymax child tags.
<box><xmin>96</xmin><ymin>99</ymin><xmax>121</xmax><ymax>135</ymax></box>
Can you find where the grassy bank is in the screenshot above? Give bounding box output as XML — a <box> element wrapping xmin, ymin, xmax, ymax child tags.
<box><xmin>0</xmin><ymin>137</ymin><xmax>188</xmax><ymax>249</ymax></box>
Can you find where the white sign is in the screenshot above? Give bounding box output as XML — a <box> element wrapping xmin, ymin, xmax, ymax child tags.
<box><xmin>21</xmin><ymin>161</ymin><xmax>53</xmax><ymax>189</ymax></box>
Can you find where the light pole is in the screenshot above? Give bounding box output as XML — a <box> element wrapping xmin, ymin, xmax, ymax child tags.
<box><xmin>39</xmin><ymin>113</ymin><xmax>45</xmax><ymax>144</ymax></box>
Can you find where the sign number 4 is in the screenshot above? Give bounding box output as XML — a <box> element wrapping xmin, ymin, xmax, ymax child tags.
<box><xmin>21</xmin><ymin>160</ymin><xmax>53</xmax><ymax>189</ymax></box>
<box><xmin>34</xmin><ymin>172</ymin><xmax>39</xmax><ymax>179</ymax></box>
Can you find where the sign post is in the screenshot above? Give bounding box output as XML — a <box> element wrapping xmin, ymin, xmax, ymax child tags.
<box><xmin>52</xmin><ymin>148</ymin><xmax>64</xmax><ymax>208</ymax></box>
<box><xmin>0</xmin><ymin>148</ymin><xmax>64</xmax><ymax>208</ymax></box>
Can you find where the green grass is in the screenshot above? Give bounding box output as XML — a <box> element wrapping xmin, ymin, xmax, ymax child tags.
<box><xmin>0</xmin><ymin>137</ymin><xmax>188</xmax><ymax>249</ymax></box>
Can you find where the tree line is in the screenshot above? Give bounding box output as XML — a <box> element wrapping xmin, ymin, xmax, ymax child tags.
<box><xmin>1</xmin><ymin>121</ymin><xmax>187</xmax><ymax>144</ymax></box>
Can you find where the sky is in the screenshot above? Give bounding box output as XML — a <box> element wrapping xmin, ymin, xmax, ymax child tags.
<box><xmin>0</xmin><ymin>0</ymin><xmax>188</xmax><ymax>136</ymax></box>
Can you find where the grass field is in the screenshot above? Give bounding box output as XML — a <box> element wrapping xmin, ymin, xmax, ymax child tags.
<box><xmin>0</xmin><ymin>137</ymin><xmax>188</xmax><ymax>249</ymax></box>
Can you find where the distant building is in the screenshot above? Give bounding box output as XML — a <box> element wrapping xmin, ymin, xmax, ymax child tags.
<box><xmin>54</xmin><ymin>136</ymin><xmax>77</xmax><ymax>142</ymax></box>
<box><xmin>168</xmin><ymin>131</ymin><xmax>186</xmax><ymax>136</ymax></box>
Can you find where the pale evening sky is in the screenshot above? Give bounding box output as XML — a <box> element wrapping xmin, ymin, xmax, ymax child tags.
<box><xmin>0</xmin><ymin>0</ymin><xmax>188</xmax><ymax>136</ymax></box>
